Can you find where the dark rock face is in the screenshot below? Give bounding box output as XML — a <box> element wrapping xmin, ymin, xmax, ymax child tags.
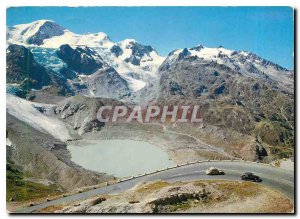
<box><xmin>244</xmin><ymin>62</ymin><xmax>262</xmax><ymax>75</ymax></box>
<box><xmin>28</xmin><ymin>21</ymin><xmax>64</xmax><ymax>46</ymax></box>
<box><xmin>81</xmin><ymin>118</ymin><xmax>105</xmax><ymax>133</ymax></box>
<box><xmin>123</xmin><ymin>41</ymin><xmax>155</xmax><ymax>66</ymax></box>
<box><xmin>169</xmin><ymin>81</ymin><xmax>184</xmax><ymax>95</ymax></box>
<box><xmin>26</xmin><ymin>21</ymin><xmax>65</xmax><ymax>45</ymax></box>
<box><xmin>131</xmin><ymin>43</ymin><xmax>154</xmax><ymax>57</ymax></box>
<box><xmin>110</xmin><ymin>45</ymin><xmax>123</xmax><ymax>57</ymax></box>
<box><xmin>177</xmin><ymin>48</ymin><xmax>191</xmax><ymax>61</ymax></box>
<box><xmin>252</xmin><ymin>83</ymin><xmax>260</xmax><ymax>92</ymax></box>
<box><xmin>214</xmin><ymin>84</ymin><xmax>226</xmax><ymax>96</ymax></box>
<box><xmin>255</xmin><ymin>144</ymin><xmax>268</xmax><ymax>160</ymax></box>
<box><xmin>6</xmin><ymin>85</ymin><xmax>27</xmax><ymax>99</ymax></box>
<box><xmin>194</xmin><ymin>85</ymin><xmax>208</xmax><ymax>97</ymax></box>
<box><xmin>190</xmin><ymin>45</ymin><xmax>204</xmax><ymax>51</ymax></box>
<box><xmin>6</xmin><ymin>44</ymin><xmax>52</xmax><ymax>89</ymax></box>
<box><xmin>57</xmin><ymin>44</ymin><xmax>104</xmax><ymax>74</ymax></box>
<box><xmin>212</xmin><ymin>71</ymin><xmax>220</xmax><ymax>77</ymax></box>
<box><xmin>59</xmin><ymin>67</ymin><xmax>77</xmax><ymax>80</ymax></box>
<box><xmin>81</xmin><ymin>67</ymin><xmax>131</xmax><ymax>98</ymax></box>
<box><xmin>124</xmin><ymin>56</ymin><xmax>140</xmax><ymax>66</ymax></box>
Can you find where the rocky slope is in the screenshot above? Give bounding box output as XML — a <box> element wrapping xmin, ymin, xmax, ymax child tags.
<box><xmin>52</xmin><ymin>180</ymin><xmax>293</xmax><ymax>213</ymax></box>
<box><xmin>57</xmin><ymin>44</ymin><xmax>105</xmax><ymax>75</ymax></box>
<box><xmin>6</xmin><ymin>44</ymin><xmax>52</xmax><ymax>90</ymax></box>
<box><xmin>54</xmin><ymin>94</ymin><xmax>125</xmax><ymax>135</ymax></box>
<box><xmin>6</xmin><ymin>113</ymin><xmax>113</xmax><ymax>191</ymax></box>
<box><xmin>150</xmin><ymin>48</ymin><xmax>294</xmax><ymax>158</ymax></box>
<box><xmin>6</xmin><ymin>94</ymin><xmax>124</xmax><ymax>192</ymax></box>
<box><xmin>6</xmin><ymin>44</ymin><xmax>74</xmax><ymax>99</ymax></box>
<box><xmin>159</xmin><ymin>46</ymin><xmax>293</xmax><ymax>90</ymax></box>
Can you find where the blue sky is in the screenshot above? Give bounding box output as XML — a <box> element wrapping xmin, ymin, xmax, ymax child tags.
<box><xmin>7</xmin><ymin>7</ymin><xmax>294</xmax><ymax>69</ymax></box>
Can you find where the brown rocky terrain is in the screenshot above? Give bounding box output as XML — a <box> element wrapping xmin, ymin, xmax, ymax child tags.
<box><xmin>6</xmin><ymin>113</ymin><xmax>113</xmax><ymax>192</ymax></box>
<box><xmin>40</xmin><ymin>180</ymin><xmax>293</xmax><ymax>213</ymax></box>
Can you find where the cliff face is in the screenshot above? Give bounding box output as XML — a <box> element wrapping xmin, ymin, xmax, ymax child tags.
<box><xmin>6</xmin><ymin>44</ymin><xmax>52</xmax><ymax>89</ymax></box>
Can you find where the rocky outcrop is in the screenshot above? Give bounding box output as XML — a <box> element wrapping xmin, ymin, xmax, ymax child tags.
<box><xmin>6</xmin><ymin>44</ymin><xmax>74</xmax><ymax>99</ymax></box>
<box><xmin>56</xmin><ymin>197</ymin><xmax>107</xmax><ymax>213</ymax></box>
<box><xmin>122</xmin><ymin>41</ymin><xmax>156</xmax><ymax>66</ymax></box>
<box><xmin>54</xmin><ymin>94</ymin><xmax>124</xmax><ymax>135</ymax></box>
<box><xmin>151</xmin><ymin>188</ymin><xmax>209</xmax><ymax>213</ymax></box>
<box><xmin>57</xmin><ymin>44</ymin><xmax>105</xmax><ymax>75</ymax></box>
<box><xmin>255</xmin><ymin>143</ymin><xmax>268</xmax><ymax>160</ymax></box>
<box><xmin>55</xmin><ymin>95</ymin><xmax>104</xmax><ymax>135</ymax></box>
<box><xmin>78</xmin><ymin>67</ymin><xmax>131</xmax><ymax>99</ymax></box>
<box><xmin>110</xmin><ymin>45</ymin><xmax>123</xmax><ymax>57</ymax></box>
<box><xmin>6</xmin><ymin>44</ymin><xmax>52</xmax><ymax>89</ymax></box>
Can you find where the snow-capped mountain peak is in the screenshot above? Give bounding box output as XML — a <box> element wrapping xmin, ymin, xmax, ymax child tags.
<box><xmin>119</xmin><ymin>38</ymin><xmax>136</xmax><ymax>45</ymax></box>
<box><xmin>161</xmin><ymin>45</ymin><xmax>293</xmax><ymax>89</ymax></box>
<box><xmin>116</xmin><ymin>39</ymin><xmax>160</xmax><ymax>65</ymax></box>
<box><xmin>8</xmin><ymin>20</ymin><xmax>292</xmax><ymax>100</ymax></box>
<box><xmin>7</xmin><ymin>20</ymin><xmax>166</xmax><ymax>95</ymax></box>
<box><xmin>7</xmin><ymin>20</ymin><xmax>114</xmax><ymax>49</ymax></box>
<box><xmin>7</xmin><ymin>20</ymin><xmax>66</xmax><ymax>46</ymax></box>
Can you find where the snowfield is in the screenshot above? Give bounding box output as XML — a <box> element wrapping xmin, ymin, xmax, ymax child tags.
<box><xmin>6</xmin><ymin>94</ymin><xmax>71</xmax><ymax>142</ymax></box>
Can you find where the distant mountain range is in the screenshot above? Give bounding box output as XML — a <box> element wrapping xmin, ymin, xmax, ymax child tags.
<box><xmin>6</xmin><ymin>20</ymin><xmax>293</xmax><ymax>101</ymax></box>
<box><xmin>7</xmin><ymin>20</ymin><xmax>164</xmax><ymax>98</ymax></box>
<box><xmin>6</xmin><ymin>20</ymin><xmax>294</xmax><ymax>152</ymax></box>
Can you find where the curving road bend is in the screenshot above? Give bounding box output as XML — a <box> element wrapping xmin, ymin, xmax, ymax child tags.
<box><xmin>14</xmin><ymin>161</ymin><xmax>294</xmax><ymax>213</ymax></box>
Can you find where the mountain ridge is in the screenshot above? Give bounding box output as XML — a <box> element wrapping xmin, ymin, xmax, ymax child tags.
<box><xmin>6</xmin><ymin>20</ymin><xmax>294</xmax><ymax>101</ymax></box>
<box><xmin>6</xmin><ymin>19</ymin><xmax>295</xmax><ymax>179</ymax></box>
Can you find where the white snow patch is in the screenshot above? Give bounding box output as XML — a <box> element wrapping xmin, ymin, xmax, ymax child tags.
<box><xmin>6</xmin><ymin>138</ymin><xmax>12</xmax><ymax>146</ymax></box>
<box><xmin>125</xmin><ymin>76</ymin><xmax>147</xmax><ymax>92</ymax></box>
<box><xmin>6</xmin><ymin>94</ymin><xmax>71</xmax><ymax>142</ymax></box>
<box><xmin>188</xmin><ymin>47</ymin><xmax>234</xmax><ymax>61</ymax></box>
<box><xmin>42</xmin><ymin>31</ymin><xmax>114</xmax><ymax>49</ymax></box>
